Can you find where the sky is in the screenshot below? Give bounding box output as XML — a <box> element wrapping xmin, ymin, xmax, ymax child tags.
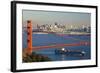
<box><xmin>22</xmin><ymin>10</ymin><xmax>91</xmax><ymax>29</ymax></box>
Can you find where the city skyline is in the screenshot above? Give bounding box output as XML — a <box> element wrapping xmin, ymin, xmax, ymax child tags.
<box><xmin>22</xmin><ymin>10</ymin><xmax>91</xmax><ymax>29</ymax></box>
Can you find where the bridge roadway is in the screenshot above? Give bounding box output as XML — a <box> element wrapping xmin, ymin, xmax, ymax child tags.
<box><xmin>32</xmin><ymin>42</ymin><xmax>90</xmax><ymax>50</ymax></box>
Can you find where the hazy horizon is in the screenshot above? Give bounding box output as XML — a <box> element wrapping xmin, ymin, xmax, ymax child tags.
<box><xmin>22</xmin><ymin>10</ymin><xmax>91</xmax><ymax>29</ymax></box>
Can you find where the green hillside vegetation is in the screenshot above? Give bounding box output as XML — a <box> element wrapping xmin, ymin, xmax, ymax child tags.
<box><xmin>23</xmin><ymin>52</ymin><xmax>52</xmax><ymax>62</ymax></box>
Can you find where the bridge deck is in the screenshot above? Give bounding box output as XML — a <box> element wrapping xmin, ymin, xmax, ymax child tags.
<box><xmin>32</xmin><ymin>42</ymin><xmax>90</xmax><ymax>50</ymax></box>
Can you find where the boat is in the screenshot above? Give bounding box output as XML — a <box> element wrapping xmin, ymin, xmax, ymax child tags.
<box><xmin>55</xmin><ymin>48</ymin><xmax>86</xmax><ymax>56</ymax></box>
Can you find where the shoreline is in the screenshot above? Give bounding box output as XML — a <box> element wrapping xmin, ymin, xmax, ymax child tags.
<box><xmin>33</xmin><ymin>33</ymin><xmax>91</xmax><ymax>36</ymax></box>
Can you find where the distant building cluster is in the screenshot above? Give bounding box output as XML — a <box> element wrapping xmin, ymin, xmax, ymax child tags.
<box><xmin>22</xmin><ymin>22</ymin><xmax>91</xmax><ymax>34</ymax></box>
<box><xmin>67</xmin><ymin>26</ymin><xmax>91</xmax><ymax>33</ymax></box>
<box><xmin>34</xmin><ymin>22</ymin><xmax>91</xmax><ymax>34</ymax></box>
<box><xmin>36</xmin><ymin>22</ymin><xmax>66</xmax><ymax>33</ymax></box>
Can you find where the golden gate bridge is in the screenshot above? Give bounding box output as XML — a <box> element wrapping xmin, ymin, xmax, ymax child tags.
<box><xmin>25</xmin><ymin>20</ymin><xmax>90</xmax><ymax>54</ymax></box>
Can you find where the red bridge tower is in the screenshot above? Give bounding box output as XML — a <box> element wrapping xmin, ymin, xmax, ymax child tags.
<box><xmin>27</xmin><ymin>20</ymin><xmax>32</xmax><ymax>54</ymax></box>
